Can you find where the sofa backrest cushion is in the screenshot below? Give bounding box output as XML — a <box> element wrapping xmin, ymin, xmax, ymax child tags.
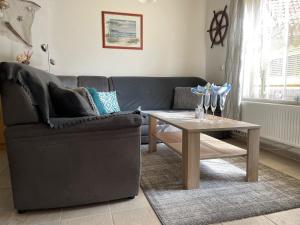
<box><xmin>78</xmin><ymin>76</ymin><xmax>109</xmax><ymax>92</ymax></box>
<box><xmin>58</xmin><ymin>76</ymin><xmax>78</xmax><ymax>89</ymax></box>
<box><xmin>0</xmin><ymin>81</ymin><xmax>40</xmax><ymax>126</ymax></box>
<box><xmin>173</xmin><ymin>87</ymin><xmax>203</xmax><ymax>110</ymax></box>
<box><xmin>109</xmin><ymin>77</ymin><xmax>207</xmax><ymax>111</ymax></box>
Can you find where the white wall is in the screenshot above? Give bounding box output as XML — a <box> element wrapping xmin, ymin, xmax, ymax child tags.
<box><xmin>48</xmin><ymin>0</ymin><xmax>207</xmax><ymax>77</ymax></box>
<box><xmin>0</xmin><ymin>0</ymin><xmax>52</xmax><ymax>70</ymax></box>
<box><xmin>205</xmin><ymin>0</ymin><xmax>229</xmax><ymax>84</ymax></box>
<box><xmin>0</xmin><ymin>0</ymin><xmax>234</xmax><ymax>80</ymax></box>
<box><xmin>0</xmin><ymin>0</ymin><xmax>208</xmax><ymax>77</ymax></box>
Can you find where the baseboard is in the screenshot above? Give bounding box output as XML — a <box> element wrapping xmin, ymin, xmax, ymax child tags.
<box><xmin>231</xmin><ymin>131</ymin><xmax>300</xmax><ymax>163</ymax></box>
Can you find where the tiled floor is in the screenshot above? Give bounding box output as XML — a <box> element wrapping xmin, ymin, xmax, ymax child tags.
<box><xmin>0</xmin><ymin>142</ymin><xmax>299</xmax><ymax>225</ymax></box>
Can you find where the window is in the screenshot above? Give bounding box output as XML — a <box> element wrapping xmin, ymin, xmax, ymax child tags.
<box><xmin>242</xmin><ymin>0</ymin><xmax>300</xmax><ymax>102</ymax></box>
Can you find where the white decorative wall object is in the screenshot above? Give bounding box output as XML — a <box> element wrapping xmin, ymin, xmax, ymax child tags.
<box><xmin>0</xmin><ymin>0</ymin><xmax>40</xmax><ymax>47</ymax></box>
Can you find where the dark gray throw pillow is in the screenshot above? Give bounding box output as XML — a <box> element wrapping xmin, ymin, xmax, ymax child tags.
<box><xmin>48</xmin><ymin>82</ymin><xmax>98</xmax><ymax>117</ymax></box>
<box><xmin>173</xmin><ymin>87</ymin><xmax>202</xmax><ymax>110</ymax></box>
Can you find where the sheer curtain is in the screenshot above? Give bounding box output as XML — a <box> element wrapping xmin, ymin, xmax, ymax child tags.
<box><xmin>224</xmin><ymin>0</ymin><xmax>262</xmax><ymax>119</ymax></box>
<box><xmin>240</xmin><ymin>0</ymin><xmax>263</xmax><ymax>100</ymax></box>
<box><xmin>243</xmin><ymin>0</ymin><xmax>300</xmax><ymax>102</ymax></box>
<box><xmin>224</xmin><ymin>0</ymin><xmax>245</xmax><ymax>120</ymax></box>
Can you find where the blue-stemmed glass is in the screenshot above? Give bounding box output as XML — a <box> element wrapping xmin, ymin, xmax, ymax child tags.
<box><xmin>219</xmin><ymin>84</ymin><xmax>231</xmax><ymax>118</ymax></box>
<box><xmin>191</xmin><ymin>86</ymin><xmax>205</xmax><ymax>110</ymax></box>
<box><xmin>219</xmin><ymin>95</ymin><xmax>226</xmax><ymax>118</ymax></box>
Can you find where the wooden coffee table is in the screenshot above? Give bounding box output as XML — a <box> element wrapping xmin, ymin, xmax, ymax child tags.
<box><xmin>148</xmin><ymin>112</ymin><xmax>261</xmax><ymax>189</ymax></box>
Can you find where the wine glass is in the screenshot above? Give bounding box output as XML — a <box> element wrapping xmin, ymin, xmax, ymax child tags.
<box><xmin>198</xmin><ymin>94</ymin><xmax>204</xmax><ymax>110</ymax></box>
<box><xmin>211</xmin><ymin>93</ymin><xmax>218</xmax><ymax>119</ymax></box>
<box><xmin>204</xmin><ymin>92</ymin><xmax>210</xmax><ymax>118</ymax></box>
<box><xmin>219</xmin><ymin>94</ymin><xmax>227</xmax><ymax>118</ymax></box>
<box><xmin>195</xmin><ymin>94</ymin><xmax>204</xmax><ymax>120</ymax></box>
<box><xmin>219</xmin><ymin>84</ymin><xmax>231</xmax><ymax>119</ymax></box>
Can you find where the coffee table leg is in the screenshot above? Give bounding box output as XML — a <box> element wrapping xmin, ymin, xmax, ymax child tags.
<box><xmin>182</xmin><ymin>130</ymin><xmax>200</xmax><ymax>189</ymax></box>
<box><xmin>247</xmin><ymin>128</ymin><xmax>260</xmax><ymax>182</ymax></box>
<box><xmin>148</xmin><ymin>116</ymin><xmax>157</xmax><ymax>153</ymax></box>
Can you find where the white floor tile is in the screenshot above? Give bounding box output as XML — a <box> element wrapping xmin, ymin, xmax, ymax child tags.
<box><xmin>61</xmin><ymin>213</ymin><xmax>113</xmax><ymax>225</ymax></box>
<box><xmin>266</xmin><ymin>208</ymin><xmax>300</xmax><ymax>225</ymax></box>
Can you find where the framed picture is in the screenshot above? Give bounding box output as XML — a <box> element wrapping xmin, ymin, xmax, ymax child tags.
<box><xmin>102</xmin><ymin>11</ymin><xmax>143</xmax><ymax>50</ymax></box>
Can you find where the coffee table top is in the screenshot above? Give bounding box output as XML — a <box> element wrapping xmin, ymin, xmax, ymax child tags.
<box><xmin>149</xmin><ymin>111</ymin><xmax>260</xmax><ymax>132</ymax></box>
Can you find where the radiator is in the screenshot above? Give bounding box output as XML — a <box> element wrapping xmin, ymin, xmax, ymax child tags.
<box><xmin>241</xmin><ymin>101</ymin><xmax>300</xmax><ymax>148</ymax></box>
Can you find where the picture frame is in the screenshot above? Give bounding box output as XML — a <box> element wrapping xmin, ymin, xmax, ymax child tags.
<box><xmin>102</xmin><ymin>11</ymin><xmax>143</xmax><ymax>50</ymax></box>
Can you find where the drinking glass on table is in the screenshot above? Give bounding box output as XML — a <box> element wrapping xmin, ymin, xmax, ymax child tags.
<box><xmin>204</xmin><ymin>92</ymin><xmax>210</xmax><ymax>119</ymax></box>
<box><xmin>219</xmin><ymin>94</ymin><xmax>227</xmax><ymax>118</ymax></box>
<box><xmin>198</xmin><ymin>94</ymin><xmax>204</xmax><ymax>109</ymax></box>
<box><xmin>211</xmin><ymin>93</ymin><xmax>218</xmax><ymax>119</ymax></box>
<box><xmin>219</xmin><ymin>84</ymin><xmax>231</xmax><ymax>119</ymax></box>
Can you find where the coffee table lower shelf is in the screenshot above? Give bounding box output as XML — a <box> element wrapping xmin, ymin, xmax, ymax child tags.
<box><xmin>154</xmin><ymin>132</ymin><xmax>247</xmax><ymax>160</ymax></box>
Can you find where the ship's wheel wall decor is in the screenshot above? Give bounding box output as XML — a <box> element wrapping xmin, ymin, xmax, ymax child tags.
<box><xmin>207</xmin><ymin>5</ymin><xmax>229</xmax><ymax>48</ymax></box>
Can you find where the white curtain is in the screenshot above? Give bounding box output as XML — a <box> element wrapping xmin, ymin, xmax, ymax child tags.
<box><xmin>224</xmin><ymin>0</ymin><xmax>245</xmax><ymax>120</ymax></box>
<box><xmin>224</xmin><ymin>0</ymin><xmax>262</xmax><ymax>119</ymax></box>
<box><xmin>241</xmin><ymin>0</ymin><xmax>264</xmax><ymax>100</ymax></box>
<box><xmin>242</xmin><ymin>0</ymin><xmax>300</xmax><ymax>101</ymax></box>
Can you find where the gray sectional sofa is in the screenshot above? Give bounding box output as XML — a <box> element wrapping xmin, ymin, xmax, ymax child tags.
<box><xmin>0</xmin><ymin>74</ymin><xmax>207</xmax><ymax>212</ymax></box>
<box><xmin>58</xmin><ymin>76</ymin><xmax>207</xmax><ymax>143</ymax></box>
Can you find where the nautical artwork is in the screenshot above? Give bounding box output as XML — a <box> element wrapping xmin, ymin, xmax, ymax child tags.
<box><xmin>0</xmin><ymin>0</ymin><xmax>41</xmax><ymax>47</ymax></box>
<box><xmin>102</xmin><ymin>11</ymin><xmax>143</xmax><ymax>50</ymax></box>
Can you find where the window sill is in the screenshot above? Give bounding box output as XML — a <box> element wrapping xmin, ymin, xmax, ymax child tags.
<box><xmin>242</xmin><ymin>98</ymin><xmax>300</xmax><ymax>106</ymax></box>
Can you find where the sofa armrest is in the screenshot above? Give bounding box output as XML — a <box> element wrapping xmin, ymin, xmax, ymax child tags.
<box><xmin>51</xmin><ymin>113</ymin><xmax>142</xmax><ymax>130</ymax></box>
<box><xmin>5</xmin><ymin>113</ymin><xmax>141</xmax><ymax>210</ymax></box>
<box><xmin>5</xmin><ymin>113</ymin><xmax>142</xmax><ymax>139</ymax></box>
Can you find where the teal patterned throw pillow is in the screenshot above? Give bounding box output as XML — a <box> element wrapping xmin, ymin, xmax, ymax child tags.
<box><xmin>97</xmin><ymin>91</ymin><xmax>120</xmax><ymax>114</ymax></box>
<box><xmin>86</xmin><ymin>88</ymin><xmax>105</xmax><ymax>114</ymax></box>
